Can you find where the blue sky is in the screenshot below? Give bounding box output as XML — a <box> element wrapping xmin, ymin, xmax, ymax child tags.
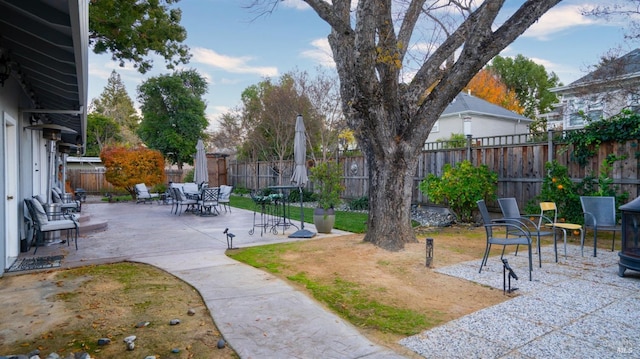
<box><xmin>88</xmin><ymin>0</ymin><xmax>635</xmax><ymax>131</ymax></box>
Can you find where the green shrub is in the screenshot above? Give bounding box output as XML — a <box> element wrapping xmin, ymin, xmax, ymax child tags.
<box><xmin>419</xmin><ymin>160</ymin><xmax>497</xmax><ymax>222</ymax></box>
<box><xmin>183</xmin><ymin>169</ymin><xmax>194</xmax><ymax>183</ymax></box>
<box><xmin>348</xmin><ymin>196</ymin><xmax>369</xmax><ymax>210</ymax></box>
<box><xmin>288</xmin><ymin>188</ymin><xmax>315</xmax><ymax>203</ymax></box>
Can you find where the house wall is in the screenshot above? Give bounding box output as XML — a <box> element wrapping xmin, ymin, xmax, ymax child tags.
<box><xmin>426</xmin><ymin>114</ymin><xmax>530</xmax><ymax>142</ymax></box>
<box><xmin>559</xmin><ymin>89</ymin><xmax>639</xmax><ymax>129</ymax></box>
<box><xmin>0</xmin><ymin>79</ymin><xmax>26</xmax><ymax>273</ymax></box>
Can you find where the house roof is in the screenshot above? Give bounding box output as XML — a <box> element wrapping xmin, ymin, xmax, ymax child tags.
<box><xmin>441</xmin><ymin>92</ymin><xmax>532</xmax><ymax>122</ymax></box>
<box><xmin>571</xmin><ymin>48</ymin><xmax>640</xmax><ymax>86</ymax></box>
<box><xmin>552</xmin><ymin>48</ymin><xmax>640</xmax><ymax>94</ymax></box>
<box><xmin>0</xmin><ymin>0</ymin><xmax>88</xmax><ymax>145</ymax></box>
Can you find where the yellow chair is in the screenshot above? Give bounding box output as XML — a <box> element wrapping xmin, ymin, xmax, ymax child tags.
<box><xmin>539</xmin><ymin>202</ymin><xmax>584</xmax><ymax>262</ymax></box>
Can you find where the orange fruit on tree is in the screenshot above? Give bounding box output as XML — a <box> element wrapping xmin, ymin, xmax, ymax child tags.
<box><xmin>557</xmin><ymin>184</ymin><xmax>563</xmax><ymax>190</ymax></box>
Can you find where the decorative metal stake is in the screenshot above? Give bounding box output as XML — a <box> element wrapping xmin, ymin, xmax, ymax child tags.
<box><xmin>223</xmin><ymin>228</ymin><xmax>236</xmax><ymax>250</ymax></box>
<box><xmin>502</xmin><ymin>258</ymin><xmax>518</xmax><ymax>294</ymax></box>
<box><xmin>425</xmin><ymin>238</ymin><xmax>434</xmax><ymax>267</ymax></box>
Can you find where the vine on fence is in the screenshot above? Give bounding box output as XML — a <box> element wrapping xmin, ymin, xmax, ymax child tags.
<box><xmin>562</xmin><ymin>110</ymin><xmax>640</xmax><ymax>165</ymax></box>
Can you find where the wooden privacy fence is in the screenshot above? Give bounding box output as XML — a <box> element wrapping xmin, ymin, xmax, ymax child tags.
<box><xmin>229</xmin><ymin>131</ymin><xmax>640</xmax><ymax>209</ymax></box>
<box><xmin>66</xmin><ymin>169</ymin><xmax>186</xmax><ymax>195</ymax></box>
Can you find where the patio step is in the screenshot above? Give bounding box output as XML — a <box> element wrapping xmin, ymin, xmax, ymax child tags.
<box><xmin>76</xmin><ymin>212</ymin><xmax>108</xmax><ymax>235</ymax></box>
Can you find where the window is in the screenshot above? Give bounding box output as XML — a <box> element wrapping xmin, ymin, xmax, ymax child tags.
<box><xmin>431</xmin><ymin>120</ymin><xmax>439</xmax><ymax>132</ymax></box>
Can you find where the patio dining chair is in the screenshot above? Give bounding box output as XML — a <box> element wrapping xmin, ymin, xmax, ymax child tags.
<box><xmin>198</xmin><ymin>187</ymin><xmax>220</xmax><ymax>216</ymax></box>
<box><xmin>497</xmin><ymin>197</ymin><xmax>549</xmax><ymax>267</ymax></box>
<box><xmin>218</xmin><ymin>185</ymin><xmax>233</xmax><ymax>213</ymax></box>
<box><xmin>25</xmin><ymin>198</ymin><xmax>79</xmax><ymax>254</ymax></box>
<box><xmin>478</xmin><ymin>200</ymin><xmax>533</xmax><ymax>281</ymax></box>
<box><xmin>539</xmin><ymin>202</ymin><xmax>584</xmax><ymax>262</ymax></box>
<box><xmin>580</xmin><ymin>196</ymin><xmax>622</xmax><ymax>257</ymax></box>
<box><xmin>172</xmin><ymin>186</ymin><xmax>199</xmax><ymax>216</ymax></box>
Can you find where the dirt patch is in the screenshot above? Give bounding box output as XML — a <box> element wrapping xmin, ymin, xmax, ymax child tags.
<box><xmin>0</xmin><ymin>263</ymin><xmax>236</xmax><ymax>358</ymax></box>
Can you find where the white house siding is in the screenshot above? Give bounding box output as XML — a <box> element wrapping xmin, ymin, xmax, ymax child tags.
<box><xmin>426</xmin><ymin>114</ymin><xmax>530</xmax><ymax>142</ymax></box>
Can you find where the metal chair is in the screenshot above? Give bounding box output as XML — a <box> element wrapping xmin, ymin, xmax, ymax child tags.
<box><xmin>218</xmin><ymin>185</ymin><xmax>233</xmax><ymax>212</ymax></box>
<box><xmin>198</xmin><ymin>187</ymin><xmax>220</xmax><ymax>216</ymax></box>
<box><xmin>497</xmin><ymin>197</ymin><xmax>549</xmax><ymax>267</ymax></box>
<box><xmin>580</xmin><ymin>196</ymin><xmax>622</xmax><ymax>257</ymax></box>
<box><xmin>172</xmin><ymin>186</ymin><xmax>198</xmax><ymax>215</ymax></box>
<box><xmin>25</xmin><ymin>198</ymin><xmax>79</xmax><ymax>254</ymax></box>
<box><xmin>539</xmin><ymin>202</ymin><xmax>584</xmax><ymax>262</ymax></box>
<box><xmin>135</xmin><ymin>183</ymin><xmax>160</xmax><ymax>204</ymax></box>
<box><xmin>478</xmin><ymin>200</ymin><xmax>533</xmax><ymax>281</ymax></box>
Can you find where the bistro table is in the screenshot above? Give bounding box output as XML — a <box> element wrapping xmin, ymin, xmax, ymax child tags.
<box><xmin>267</xmin><ymin>185</ymin><xmax>300</xmax><ymax>235</ymax></box>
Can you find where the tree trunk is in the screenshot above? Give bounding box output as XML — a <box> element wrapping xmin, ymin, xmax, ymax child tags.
<box><xmin>364</xmin><ymin>149</ymin><xmax>418</xmax><ymax>251</ymax></box>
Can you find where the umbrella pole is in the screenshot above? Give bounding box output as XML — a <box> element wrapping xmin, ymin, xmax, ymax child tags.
<box><xmin>288</xmin><ymin>186</ymin><xmax>316</xmax><ymax>238</ymax></box>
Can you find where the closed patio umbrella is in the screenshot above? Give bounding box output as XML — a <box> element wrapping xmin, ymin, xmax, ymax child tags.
<box><xmin>194</xmin><ymin>139</ymin><xmax>208</xmax><ymax>187</ymax></box>
<box><xmin>289</xmin><ymin>115</ymin><xmax>316</xmax><ymax>238</ymax></box>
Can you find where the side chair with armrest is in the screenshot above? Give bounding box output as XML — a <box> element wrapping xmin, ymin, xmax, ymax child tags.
<box><xmin>218</xmin><ymin>185</ymin><xmax>233</xmax><ymax>213</ymax></box>
<box><xmin>580</xmin><ymin>196</ymin><xmax>622</xmax><ymax>257</ymax></box>
<box><xmin>497</xmin><ymin>197</ymin><xmax>549</xmax><ymax>268</ymax></box>
<box><xmin>478</xmin><ymin>200</ymin><xmax>533</xmax><ymax>281</ymax></box>
<box><xmin>135</xmin><ymin>183</ymin><xmax>160</xmax><ymax>204</ymax></box>
<box><xmin>172</xmin><ymin>186</ymin><xmax>199</xmax><ymax>215</ymax></box>
<box><xmin>198</xmin><ymin>187</ymin><xmax>220</xmax><ymax>216</ymax></box>
<box><xmin>25</xmin><ymin>198</ymin><xmax>79</xmax><ymax>255</ymax></box>
<box><xmin>52</xmin><ymin>186</ymin><xmax>81</xmax><ymax>213</ymax></box>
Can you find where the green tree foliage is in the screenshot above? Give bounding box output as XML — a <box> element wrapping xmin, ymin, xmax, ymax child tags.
<box><xmin>137</xmin><ymin>69</ymin><xmax>209</xmax><ymax>169</ymax></box>
<box><xmin>100</xmin><ymin>146</ymin><xmax>166</xmax><ymax>198</ymax></box>
<box><xmin>436</xmin><ymin>133</ymin><xmax>467</xmax><ymax>149</ymax></box>
<box><xmin>225</xmin><ymin>73</ymin><xmax>323</xmax><ymax>162</ymax></box>
<box><xmin>89</xmin><ymin>0</ymin><xmax>190</xmax><ymax>74</ymax></box>
<box><xmin>309</xmin><ymin>161</ymin><xmax>345</xmax><ymax>210</ymax></box>
<box><xmin>91</xmin><ymin>70</ymin><xmax>141</xmax><ymax>145</ymax></box>
<box><xmin>488</xmin><ymin>54</ymin><xmax>561</xmax><ymax>120</ymax></box>
<box><xmin>91</xmin><ymin>71</ymin><xmax>139</xmax><ymax>130</ymax></box>
<box><xmin>419</xmin><ymin>161</ymin><xmax>498</xmax><ymax>223</ymax></box>
<box><xmin>86</xmin><ymin>113</ymin><xmax>123</xmax><ymax>156</ymax></box>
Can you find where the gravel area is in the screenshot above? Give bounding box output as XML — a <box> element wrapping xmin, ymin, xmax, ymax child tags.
<box><xmin>400</xmin><ymin>244</ymin><xmax>640</xmax><ymax>358</ymax></box>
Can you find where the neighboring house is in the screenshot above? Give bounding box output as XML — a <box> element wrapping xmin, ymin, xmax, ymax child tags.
<box><xmin>0</xmin><ymin>1</ymin><xmax>88</xmax><ymax>275</ymax></box>
<box><xmin>550</xmin><ymin>48</ymin><xmax>640</xmax><ymax>130</ymax></box>
<box><xmin>425</xmin><ymin>92</ymin><xmax>532</xmax><ymax>143</ymax></box>
<box><xmin>67</xmin><ymin>157</ymin><xmax>105</xmax><ymax>170</ymax></box>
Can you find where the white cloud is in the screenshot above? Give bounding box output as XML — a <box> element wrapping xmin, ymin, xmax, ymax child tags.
<box><xmin>280</xmin><ymin>0</ymin><xmax>310</xmax><ymax>10</ymax></box>
<box><xmin>522</xmin><ymin>4</ymin><xmax>605</xmax><ymax>40</ymax></box>
<box><xmin>300</xmin><ymin>38</ymin><xmax>335</xmax><ymax>67</ymax></box>
<box><xmin>191</xmin><ymin>47</ymin><xmax>278</xmax><ymax>77</ymax></box>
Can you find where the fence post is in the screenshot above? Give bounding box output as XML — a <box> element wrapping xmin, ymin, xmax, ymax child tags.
<box><xmin>466</xmin><ymin>134</ymin><xmax>472</xmax><ymax>162</ymax></box>
<box><xmin>547</xmin><ymin>129</ymin><xmax>553</xmax><ymax>164</ymax></box>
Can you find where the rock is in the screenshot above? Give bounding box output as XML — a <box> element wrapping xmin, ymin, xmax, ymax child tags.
<box><xmin>171</xmin><ymin>348</ymin><xmax>181</xmax><ymax>353</ymax></box>
<box><xmin>126</xmin><ymin>341</ymin><xmax>135</xmax><ymax>351</ymax></box>
<box><xmin>144</xmin><ymin>356</ymin><xmax>157</xmax><ymax>359</ymax></box>
<box><xmin>135</xmin><ymin>321</ymin><xmax>150</xmax><ymax>328</ymax></box>
<box><xmin>97</xmin><ymin>338</ymin><xmax>111</xmax><ymax>346</ymax></box>
<box><xmin>217</xmin><ymin>339</ymin><xmax>226</xmax><ymax>349</ymax></box>
<box><xmin>123</xmin><ymin>335</ymin><xmax>136</xmax><ymax>343</ymax></box>
<box><xmin>187</xmin><ymin>308</ymin><xmax>196</xmax><ymax>316</ymax></box>
<box><xmin>169</xmin><ymin>319</ymin><xmax>180</xmax><ymax>325</ymax></box>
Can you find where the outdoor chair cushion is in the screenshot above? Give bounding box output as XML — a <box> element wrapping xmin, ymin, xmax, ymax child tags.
<box><xmin>183</xmin><ymin>183</ymin><xmax>199</xmax><ymax>195</ymax></box>
<box><xmin>30</xmin><ymin>198</ymin><xmax>49</xmax><ymax>224</ymax></box>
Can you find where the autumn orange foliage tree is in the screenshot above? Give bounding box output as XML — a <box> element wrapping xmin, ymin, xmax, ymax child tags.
<box><xmin>463</xmin><ymin>69</ymin><xmax>524</xmax><ymax>114</ymax></box>
<box><xmin>100</xmin><ymin>146</ymin><xmax>166</xmax><ymax>198</ymax></box>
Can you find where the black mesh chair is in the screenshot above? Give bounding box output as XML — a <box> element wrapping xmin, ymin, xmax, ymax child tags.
<box><xmin>478</xmin><ymin>200</ymin><xmax>533</xmax><ymax>281</ymax></box>
<box><xmin>580</xmin><ymin>196</ymin><xmax>622</xmax><ymax>257</ymax></box>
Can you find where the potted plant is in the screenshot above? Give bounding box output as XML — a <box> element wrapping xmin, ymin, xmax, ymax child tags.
<box><xmin>309</xmin><ymin>161</ymin><xmax>344</xmax><ymax>233</ymax></box>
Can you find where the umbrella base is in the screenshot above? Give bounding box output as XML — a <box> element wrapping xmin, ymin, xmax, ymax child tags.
<box><xmin>288</xmin><ymin>229</ymin><xmax>316</xmax><ymax>238</ymax></box>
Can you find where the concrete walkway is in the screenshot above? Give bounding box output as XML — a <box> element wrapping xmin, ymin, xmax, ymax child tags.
<box><xmin>18</xmin><ymin>200</ymin><xmax>405</xmax><ymax>359</ymax></box>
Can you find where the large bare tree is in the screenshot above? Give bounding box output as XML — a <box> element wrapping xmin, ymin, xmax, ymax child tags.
<box><xmin>253</xmin><ymin>0</ymin><xmax>561</xmax><ymax>250</ymax></box>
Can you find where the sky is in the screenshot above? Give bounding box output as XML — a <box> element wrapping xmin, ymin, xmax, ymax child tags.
<box><xmin>87</xmin><ymin>0</ymin><xmax>637</xmax><ymax>132</ymax></box>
